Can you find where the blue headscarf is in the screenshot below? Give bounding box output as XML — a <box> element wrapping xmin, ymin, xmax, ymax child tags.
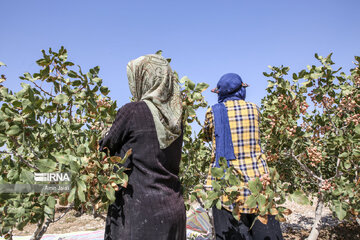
<box><xmin>212</xmin><ymin>73</ymin><xmax>247</xmax><ymax>167</ymax></box>
<box><xmin>217</xmin><ymin>73</ymin><xmax>246</xmax><ymax>102</ymax></box>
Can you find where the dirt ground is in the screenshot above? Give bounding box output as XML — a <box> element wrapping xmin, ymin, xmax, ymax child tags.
<box><xmin>12</xmin><ymin>200</ymin><xmax>360</xmax><ymax>239</ymax></box>
<box><xmin>12</xmin><ymin>208</ymin><xmax>106</xmax><ymax>236</ymax></box>
<box><xmin>280</xmin><ymin>200</ymin><xmax>360</xmax><ymax>240</ymax></box>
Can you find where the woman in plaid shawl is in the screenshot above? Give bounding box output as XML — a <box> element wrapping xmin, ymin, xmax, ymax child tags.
<box><xmin>204</xmin><ymin>73</ymin><xmax>283</xmax><ymax>240</ymax></box>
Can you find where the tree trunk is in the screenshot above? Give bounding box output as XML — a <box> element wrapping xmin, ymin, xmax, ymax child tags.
<box><xmin>30</xmin><ymin>217</ymin><xmax>52</xmax><ymax>240</ymax></box>
<box><xmin>196</xmin><ymin>196</ymin><xmax>215</xmax><ymax>239</ymax></box>
<box><xmin>208</xmin><ymin>208</ymin><xmax>215</xmax><ymax>239</ymax></box>
<box><xmin>8</xmin><ymin>229</ymin><xmax>13</xmax><ymax>240</ymax></box>
<box><xmin>307</xmin><ymin>196</ymin><xmax>324</xmax><ymax>240</ymax></box>
<box><xmin>29</xmin><ymin>218</ymin><xmax>44</xmax><ymax>240</ymax></box>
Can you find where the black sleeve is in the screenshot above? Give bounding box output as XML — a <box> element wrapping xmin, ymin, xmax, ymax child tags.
<box><xmin>99</xmin><ymin>102</ymin><xmax>134</xmax><ymax>156</ymax></box>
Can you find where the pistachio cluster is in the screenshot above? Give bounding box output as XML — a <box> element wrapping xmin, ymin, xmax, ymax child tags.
<box><xmin>96</xmin><ymin>98</ymin><xmax>111</xmax><ymax>108</ymax></box>
<box><xmin>320</xmin><ymin>179</ymin><xmax>333</xmax><ymax>192</ymax></box>
<box><xmin>306</xmin><ymin>145</ymin><xmax>323</xmax><ymax>167</ymax></box>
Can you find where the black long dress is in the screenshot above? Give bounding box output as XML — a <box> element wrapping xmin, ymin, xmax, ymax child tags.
<box><xmin>99</xmin><ymin>101</ymin><xmax>186</xmax><ymax>240</ymax></box>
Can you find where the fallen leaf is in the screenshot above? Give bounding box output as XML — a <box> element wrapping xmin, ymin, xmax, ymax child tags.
<box><xmin>258</xmin><ymin>215</ymin><xmax>268</xmax><ymax>225</ymax></box>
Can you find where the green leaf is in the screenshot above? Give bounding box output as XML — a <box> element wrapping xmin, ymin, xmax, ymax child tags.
<box><xmin>106</xmin><ymin>185</ymin><xmax>116</xmax><ymax>202</ymax></box>
<box><xmin>92</xmin><ymin>77</ymin><xmax>102</xmax><ymax>84</ymax></box>
<box><xmin>0</xmin><ymin>61</ymin><xmax>6</xmax><ymax>66</ymax></box>
<box><xmin>204</xmin><ymin>199</ymin><xmax>214</xmax><ymax>209</ymax></box>
<box><xmin>334</xmin><ymin>202</ymin><xmax>347</xmax><ymax>220</ymax></box>
<box><xmin>187</xmin><ymin>106</ymin><xmax>196</xmax><ymax>117</ymax></box>
<box><xmin>68</xmin><ymin>187</ymin><xmax>76</xmax><ymax>202</ymax></box>
<box><xmin>245</xmin><ymin>195</ymin><xmax>257</xmax><ymax>208</ymax></box>
<box><xmin>353</xmin><ymin>149</ymin><xmax>360</xmax><ymax>157</ymax></box>
<box><xmin>194</xmin><ymin>82</ymin><xmax>209</xmax><ymax>92</ymax></box>
<box><xmin>34</xmin><ymin>159</ymin><xmax>57</xmax><ymax>172</ymax></box>
<box><xmin>53</xmin><ymin>94</ymin><xmax>69</xmax><ymax>104</ymax></box>
<box><xmin>211</xmin><ymin>167</ymin><xmax>224</xmax><ymax>179</ymax></box>
<box><xmin>43</xmin><ymin>104</ymin><xmax>57</xmax><ymax>112</ymax></box>
<box><xmin>343</xmin><ymin>160</ymin><xmax>351</xmax><ymax>170</ymax></box>
<box><xmin>6</xmin><ymin>125</ymin><xmax>22</xmax><ymax>136</ymax></box>
<box><xmin>207</xmin><ymin>190</ymin><xmax>219</xmax><ymax>201</ymax></box>
<box><xmin>7</xmin><ymin>169</ymin><xmax>19</xmax><ymax>180</ymax></box>
<box><xmin>20</xmin><ymin>169</ymin><xmax>34</xmax><ymax>184</ymax></box>
<box><xmin>193</xmin><ymin>92</ymin><xmax>202</xmax><ymax>101</ymax></box>
<box><xmin>110</xmin><ymin>156</ymin><xmax>122</xmax><ymax>163</ymax></box>
<box><xmin>36</xmin><ymin>59</ymin><xmax>48</xmax><ymax>66</ymax></box>
<box><xmin>257</xmin><ymin>194</ymin><xmax>267</xmax><ymax>206</ymax></box>
<box><xmin>211</xmin><ymin>181</ymin><xmax>221</xmax><ymax>191</ymax></box>
<box><xmin>68</xmin><ymin>70</ymin><xmax>78</xmax><ymax>78</ymax></box>
<box><xmin>225</xmin><ymin>185</ymin><xmax>238</xmax><ymax>193</ymax></box>
<box><xmin>248</xmin><ymin>178</ymin><xmax>262</xmax><ymax>195</ymax></box>
<box><xmin>267</xmin><ymin>81</ymin><xmax>275</xmax><ymax>88</ymax></box>
<box><xmin>179</xmin><ymin>76</ymin><xmax>187</xmax><ymax>84</ymax></box>
<box><xmin>77</xmin><ymin>145</ymin><xmax>87</xmax><ymax>155</ymax></box>
<box><xmin>290</xmin><ymin>190</ymin><xmax>310</xmax><ymax>205</ymax></box>
<box><xmin>77</xmin><ymin>188</ymin><xmax>86</xmax><ymax>202</ymax></box>
<box><xmin>44</xmin><ymin>205</ymin><xmax>54</xmax><ymax>216</ymax></box>
<box><xmin>121</xmin><ymin>148</ymin><xmax>132</xmax><ymax>164</ymax></box>
<box><xmin>155</xmin><ymin>50</ymin><xmax>162</xmax><ymax>55</ymax></box>
<box><xmin>257</xmin><ymin>195</ymin><xmax>267</xmax><ymax>214</ymax></box>
<box><xmin>72</xmin><ymin>80</ymin><xmax>82</xmax><ymax>86</ymax></box>
<box><xmin>187</xmin><ymin>79</ymin><xmax>196</xmax><ymax>90</ymax></box>
<box><xmin>52</xmin><ymin>153</ymin><xmax>70</xmax><ymax>165</ymax></box>
<box><xmin>354</xmin><ymin>125</ymin><xmax>360</xmax><ymax>135</ymax></box>
<box><xmin>76</xmin><ymin>179</ymin><xmax>86</xmax><ymax>193</ymax></box>
<box><xmin>70</xmin><ymin>160</ymin><xmax>80</xmax><ymax>172</ymax></box>
<box><xmin>100</xmin><ymin>86</ymin><xmax>110</xmax><ymax>95</ymax></box>
<box><xmin>70</xmin><ymin>123</ymin><xmax>83</xmax><ymax>130</ymax></box>
<box><xmin>46</xmin><ymin>196</ymin><xmax>56</xmax><ymax>209</ymax></box>
<box><xmin>17</xmin><ymin>220</ymin><xmax>29</xmax><ymax>231</ymax></box>
<box><xmin>228</xmin><ymin>174</ymin><xmax>239</xmax><ymax>186</ymax></box>
<box><xmin>216</xmin><ymin>199</ymin><xmax>222</xmax><ymax>210</ymax></box>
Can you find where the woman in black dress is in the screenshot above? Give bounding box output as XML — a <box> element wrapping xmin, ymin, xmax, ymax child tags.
<box><xmin>99</xmin><ymin>54</ymin><xmax>186</xmax><ymax>240</ymax></box>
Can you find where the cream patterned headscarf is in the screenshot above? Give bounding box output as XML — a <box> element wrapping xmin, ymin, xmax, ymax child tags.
<box><xmin>126</xmin><ymin>54</ymin><xmax>183</xmax><ymax>149</ymax></box>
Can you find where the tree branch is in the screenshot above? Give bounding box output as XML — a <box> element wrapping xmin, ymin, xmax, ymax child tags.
<box><xmin>92</xmin><ymin>207</ymin><xmax>107</xmax><ymax>221</ymax></box>
<box><xmin>53</xmin><ymin>203</ymin><xmax>74</xmax><ymax>223</ymax></box>
<box><xmin>30</xmin><ymin>204</ymin><xmax>74</xmax><ymax>240</ymax></box>
<box><xmin>334</xmin><ymin>157</ymin><xmax>341</xmax><ymax>178</ymax></box>
<box><xmin>9</xmin><ymin>136</ymin><xmax>40</xmax><ymax>171</ymax></box>
<box><xmin>11</xmin><ymin>150</ymin><xmax>39</xmax><ymax>171</ymax></box>
<box><xmin>288</xmin><ymin>150</ymin><xmax>323</xmax><ymax>182</ymax></box>
<box><xmin>0</xmin><ymin>150</ymin><xmax>11</xmax><ymax>154</ymax></box>
<box><xmin>26</xmin><ymin>79</ymin><xmax>55</xmax><ymax>97</ymax></box>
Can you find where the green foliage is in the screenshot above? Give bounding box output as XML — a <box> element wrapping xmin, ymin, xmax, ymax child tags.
<box><xmin>0</xmin><ymin>47</ymin><xmax>124</xmax><ymax>237</ymax></box>
<box><xmin>2</xmin><ymin>49</ymin><xmax>359</xmax><ymax>239</ymax></box>
<box><xmin>178</xmin><ymin>75</ymin><xmax>211</xmax><ymax>210</ymax></box>
<box><xmin>0</xmin><ymin>49</ymin><xmax>212</xmax><ymax>238</ymax></box>
<box><xmin>261</xmin><ymin>53</ymin><xmax>360</xmax><ymax>222</ymax></box>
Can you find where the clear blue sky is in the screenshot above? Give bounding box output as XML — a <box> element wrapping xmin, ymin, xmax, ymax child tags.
<box><xmin>1</xmin><ymin>0</ymin><xmax>359</xmax><ymax>123</ymax></box>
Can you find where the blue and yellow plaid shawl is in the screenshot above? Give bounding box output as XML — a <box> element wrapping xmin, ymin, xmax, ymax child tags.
<box><xmin>204</xmin><ymin>100</ymin><xmax>269</xmax><ymax>214</ymax></box>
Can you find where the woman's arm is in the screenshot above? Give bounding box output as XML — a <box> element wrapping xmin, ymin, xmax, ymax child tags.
<box><xmin>99</xmin><ymin>103</ymin><xmax>134</xmax><ymax>156</ymax></box>
<box><xmin>203</xmin><ymin>107</ymin><xmax>214</xmax><ymax>142</ymax></box>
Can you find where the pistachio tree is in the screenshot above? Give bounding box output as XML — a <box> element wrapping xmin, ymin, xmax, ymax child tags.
<box><xmin>0</xmin><ymin>47</ymin><xmax>128</xmax><ymax>240</ymax></box>
<box><xmin>2</xmin><ymin>48</ymin><xmax>358</xmax><ymax>240</ymax></box>
<box><xmin>0</xmin><ymin>48</ymin><xmax>212</xmax><ymax>240</ymax></box>
<box><xmin>178</xmin><ymin>76</ymin><xmax>210</xmax><ymax>205</ymax></box>
<box><xmin>261</xmin><ymin>54</ymin><xmax>360</xmax><ymax>240</ymax></box>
